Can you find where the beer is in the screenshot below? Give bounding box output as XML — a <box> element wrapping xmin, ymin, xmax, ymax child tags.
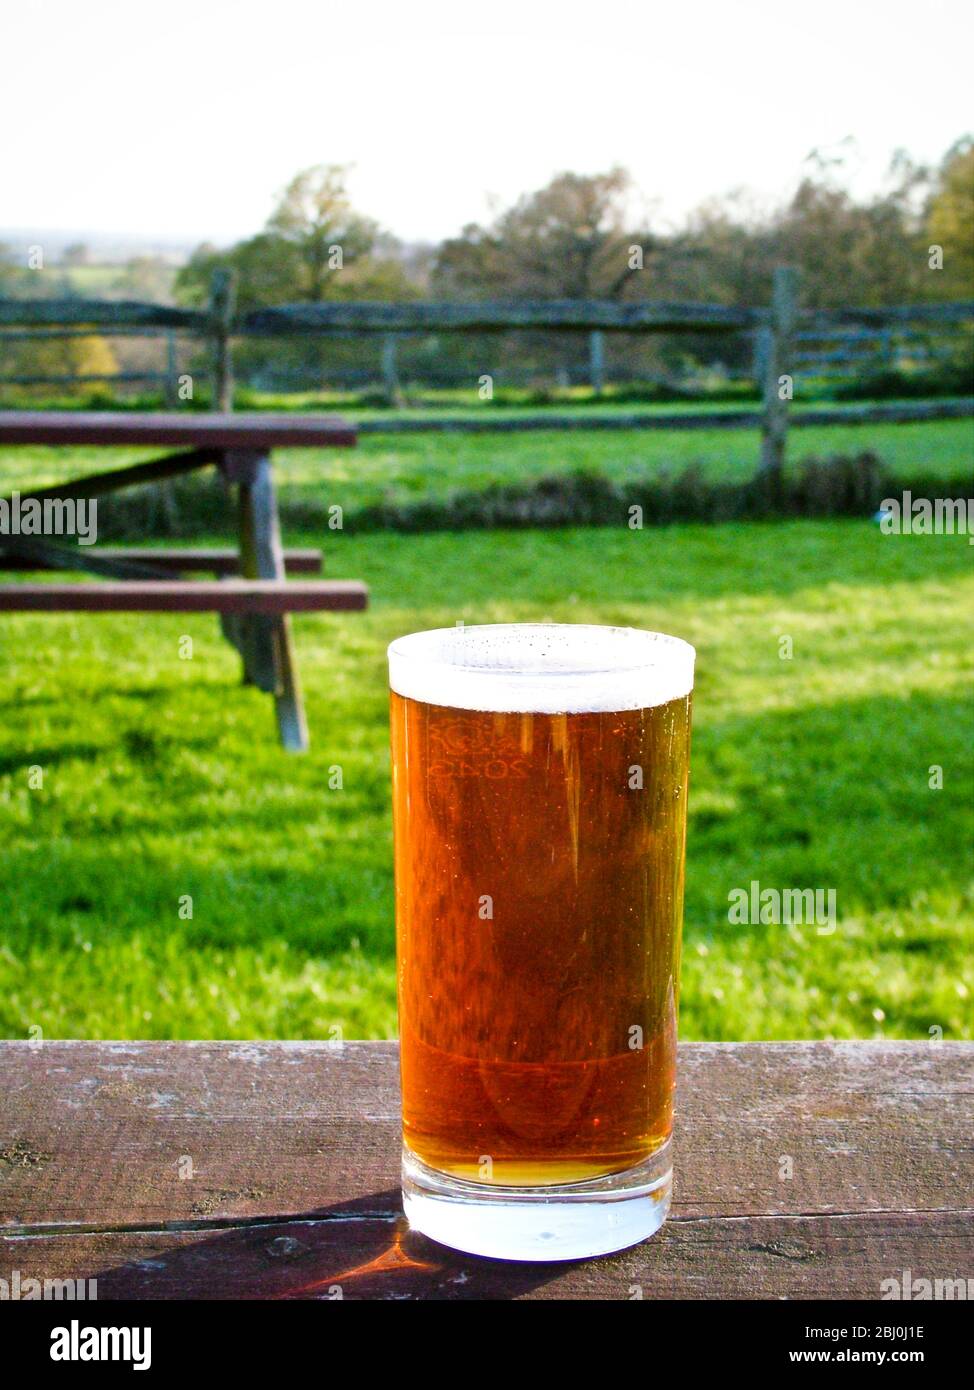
<box><xmin>388</xmin><ymin>623</ymin><xmax>694</xmax><ymax>1258</ymax></box>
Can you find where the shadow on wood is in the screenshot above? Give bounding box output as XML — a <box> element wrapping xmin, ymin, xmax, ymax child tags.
<box><xmin>88</xmin><ymin>1191</ymin><xmax>563</xmax><ymax>1301</ymax></box>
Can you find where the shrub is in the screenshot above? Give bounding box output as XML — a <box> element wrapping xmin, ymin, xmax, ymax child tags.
<box><xmin>88</xmin><ymin>451</ymin><xmax>972</xmax><ymax>541</ymax></box>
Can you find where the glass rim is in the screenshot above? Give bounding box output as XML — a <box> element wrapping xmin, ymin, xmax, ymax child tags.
<box><xmin>388</xmin><ymin>623</ymin><xmax>695</xmax><ymax>714</ymax></box>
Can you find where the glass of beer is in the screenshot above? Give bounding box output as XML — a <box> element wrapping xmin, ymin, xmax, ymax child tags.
<box><xmin>388</xmin><ymin>623</ymin><xmax>694</xmax><ymax>1260</ymax></box>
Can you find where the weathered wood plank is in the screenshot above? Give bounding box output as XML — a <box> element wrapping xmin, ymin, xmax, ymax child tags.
<box><xmin>0</xmin><ymin>412</ymin><xmax>356</xmax><ymax>449</ymax></box>
<box><xmin>0</xmin><ymin>548</ymin><xmax>322</xmax><ymax>575</ymax></box>
<box><xmin>243</xmin><ymin>300</ymin><xmax>761</xmax><ymax>335</ymax></box>
<box><xmin>0</xmin><ymin>371</ymin><xmax>173</xmax><ymax>387</ymax></box>
<box><xmin>2</xmin><ymin>447</ymin><xmax>221</xmax><ymax>504</ymax></box>
<box><xmin>209</xmin><ymin>269</ymin><xmax>236</xmax><ymax>412</ymax></box>
<box><xmin>758</xmin><ymin>265</ymin><xmax>799</xmax><ymax>487</ymax></box>
<box><xmin>3</xmin><ymin>1211</ymin><xmax>970</xmax><ymax>1300</ymax></box>
<box><xmin>1</xmin><ymin>295</ymin><xmax>969</xmax><ymax>339</ymax></box>
<box><xmin>786</xmin><ymin>400</ymin><xmax>974</xmax><ymax>425</ymax></box>
<box><xmin>0</xmin><ymin>537</ymin><xmax>185</xmax><ymax>582</ymax></box>
<box><xmin>0</xmin><ymin>1042</ymin><xmax>969</xmax><ymax>1226</ymax></box>
<box><xmin>0</xmin><ymin>299</ymin><xmax>206</xmax><ymax>330</ymax></box>
<box><xmin>1</xmin><ymin>1042</ymin><xmax>970</xmax><ymax>1300</ymax></box>
<box><xmin>803</xmin><ymin>302</ymin><xmax>974</xmax><ymax>328</ymax></box>
<box><xmin>0</xmin><ymin>579</ymin><xmax>368</xmax><ymax>613</ymax></box>
<box><xmin>352</xmin><ymin>399</ymin><xmax>974</xmax><ymax>434</ymax></box>
<box><xmin>228</xmin><ymin>449</ymin><xmax>310</xmax><ymax>748</ymax></box>
<box><xmin>0</xmin><ymin>326</ymin><xmax>185</xmax><ymax>342</ymax></box>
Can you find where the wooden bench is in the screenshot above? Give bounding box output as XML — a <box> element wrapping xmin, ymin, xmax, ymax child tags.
<box><xmin>1</xmin><ymin>1040</ymin><xmax>969</xmax><ymax>1300</ymax></box>
<box><xmin>0</xmin><ymin>546</ymin><xmax>324</xmax><ymax>574</ymax></box>
<box><xmin>0</xmin><ymin>411</ymin><xmax>357</xmax><ymax>448</ymax></box>
<box><xmin>0</xmin><ymin>412</ymin><xmax>363</xmax><ymax>751</ymax></box>
<box><xmin>0</xmin><ymin>580</ymin><xmax>368</xmax><ymax>612</ymax></box>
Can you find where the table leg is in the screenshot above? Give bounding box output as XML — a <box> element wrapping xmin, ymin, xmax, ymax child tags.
<box><xmin>221</xmin><ymin>449</ymin><xmax>309</xmax><ymax>752</ymax></box>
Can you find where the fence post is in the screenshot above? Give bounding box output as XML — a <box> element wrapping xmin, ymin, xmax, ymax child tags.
<box><xmin>381</xmin><ymin>333</ymin><xmax>401</xmax><ymax>405</ymax></box>
<box><xmin>758</xmin><ymin>265</ymin><xmax>799</xmax><ymax>492</ymax></box>
<box><xmin>882</xmin><ymin>326</ymin><xmax>895</xmax><ymax>371</ymax></box>
<box><xmin>589</xmin><ymin>329</ymin><xmax>605</xmax><ymax>396</ymax></box>
<box><xmin>164</xmin><ymin>330</ymin><xmax>178</xmax><ymax>407</ymax></box>
<box><xmin>209</xmin><ymin>268</ymin><xmax>236</xmax><ymax>411</ymax></box>
<box><xmin>751</xmin><ymin>324</ymin><xmax>770</xmax><ymax>391</ymax></box>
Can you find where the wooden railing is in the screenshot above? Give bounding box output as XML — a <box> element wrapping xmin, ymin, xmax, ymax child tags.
<box><xmin>1</xmin><ymin>269</ymin><xmax>972</xmax><ymax>481</ymax></box>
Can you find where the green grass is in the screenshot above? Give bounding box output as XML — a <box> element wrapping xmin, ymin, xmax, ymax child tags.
<box><xmin>1</xmin><ymin>418</ymin><xmax>971</xmax><ymax>522</ymax></box>
<box><xmin>0</xmin><ymin>518</ymin><xmax>971</xmax><ymax>1042</ymax></box>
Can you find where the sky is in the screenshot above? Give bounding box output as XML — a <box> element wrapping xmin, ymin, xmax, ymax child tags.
<box><xmin>2</xmin><ymin>0</ymin><xmax>972</xmax><ymax>251</ymax></box>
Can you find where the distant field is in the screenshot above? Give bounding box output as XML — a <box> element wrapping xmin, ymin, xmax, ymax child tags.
<box><xmin>57</xmin><ymin>266</ymin><xmax>132</xmax><ymax>294</ymax></box>
<box><xmin>0</xmin><ymin>518</ymin><xmax>970</xmax><ymax>1042</ymax></box>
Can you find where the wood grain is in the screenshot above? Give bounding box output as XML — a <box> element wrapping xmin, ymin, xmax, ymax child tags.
<box><xmin>0</xmin><ymin>579</ymin><xmax>368</xmax><ymax>613</ymax></box>
<box><xmin>0</xmin><ymin>300</ymin><xmax>205</xmax><ymax>330</ymax></box>
<box><xmin>758</xmin><ymin>265</ymin><xmax>799</xmax><ymax>486</ymax></box>
<box><xmin>243</xmin><ymin>300</ymin><xmax>761</xmax><ymax>335</ymax></box>
<box><xmin>0</xmin><ymin>412</ymin><xmax>357</xmax><ymax>449</ymax></box>
<box><xmin>351</xmin><ymin>399</ymin><xmax>973</xmax><ymax>434</ymax></box>
<box><xmin>1</xmin><ymin>1042</ymin><xmax>970</xmax><ymax>1299</ymax></box>
<box><xmin>0</xmin><ymin>548</ymin><xmax>323</xmax><ymax>575</ymax></box>
<box><xmin>1</xmin><ymin>294</ymin><xmax>968</xmax><ymax>337</ymax></box>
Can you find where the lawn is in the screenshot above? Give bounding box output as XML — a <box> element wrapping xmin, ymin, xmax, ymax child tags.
<box><xmin>1</xmin><ymin>417</ymin><xmax>970</xmax><ymax>524</ymax></box>
<box><xmin>0</xmin><ymin>515</ymin><xmax>971</xmax><ymax>1042</ymax></box>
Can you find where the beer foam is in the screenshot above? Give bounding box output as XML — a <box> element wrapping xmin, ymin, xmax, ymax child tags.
<box><xmin>388</xmin><ymin>624</ymin><xmax>695</xmax><ymax>714</ymax></box>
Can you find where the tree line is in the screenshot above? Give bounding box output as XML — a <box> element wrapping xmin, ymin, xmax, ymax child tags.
<box><xmin>1</xmin><ymin>137</ymin><xmax>971</xmax><ymax>397</ymax></box>
<box><xmin>175</xmin><ymin>138</ymin><xmax>974</xmax><ymax>310</ymax></box>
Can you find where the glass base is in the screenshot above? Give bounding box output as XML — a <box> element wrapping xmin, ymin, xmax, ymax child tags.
<box><xmin>402</xmin><ymin>1141</ymin><xmax>672</xmax><ymax>1262</ymax></box>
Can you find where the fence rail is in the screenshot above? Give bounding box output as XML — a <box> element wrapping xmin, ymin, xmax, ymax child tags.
<box><xmin>3</xmin><ymin>297</ymin><xmax>969</xmax><ymax>334</ymax></box>
<box><xmin>802</xmin><ymin>303</ymin><xmax>974</xmax><ymax>329</ymax></box>
<box><xmin>1</xmin><ymin>272</ymin><xmax>972</xmax><ymax>481</ymax></box>
<box><xmin>242</xmin><ymin>300</ymin><xmax>762</xmax><ymax>334</ymax></box>
<box><xmin>350</xmin><ymin>398</ymin><xmax>974</xmax><ymax>434</ymax></box>
<box><xmin>0</xmin><ymin>371</ymin><xmax>170</xmax><ymax>387</ymax></box>
<box><xmin>0</xmin><ymin>299</ymin><xmax>205</xmax><ymax>330</ymax></box>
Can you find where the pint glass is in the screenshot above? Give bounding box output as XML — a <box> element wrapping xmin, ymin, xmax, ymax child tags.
<box><xmin>388</xmin><ymin>624</ymin><xmax>694</xmax><ymax>1260</ymax></box>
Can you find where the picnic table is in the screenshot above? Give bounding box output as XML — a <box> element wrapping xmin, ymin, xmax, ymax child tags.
<box><xmin>2</xmin><ymin>1040</ymin><xmax>970</xmax><ymax>1299</ymax></box>
<box><xmin>0</xmin><ymin>412</ymin><xmax>366</xmax><ymax>750</ymax></box>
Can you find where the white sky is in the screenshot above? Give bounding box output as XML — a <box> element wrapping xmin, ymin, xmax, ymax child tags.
<box><xmin>3</xmin><ymin>0</ymin><xmax>971</xmax><ymax>248</ymax></box>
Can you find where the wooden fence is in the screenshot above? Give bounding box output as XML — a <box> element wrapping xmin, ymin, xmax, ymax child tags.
<box><xmin>0</xmin><ymin>269</ymin><xmax>972</xmax><ymax>483</ymax></box>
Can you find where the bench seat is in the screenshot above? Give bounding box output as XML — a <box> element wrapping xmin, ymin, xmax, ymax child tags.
<box><xmin>0</xmin><ymin>547</ymin><xmax>323</xmax><ymax>575</ymax></box>
<box><xmin>0</xmin><ymin>579</ymin><xmax>367</xmax><ymax>614</ymax></box>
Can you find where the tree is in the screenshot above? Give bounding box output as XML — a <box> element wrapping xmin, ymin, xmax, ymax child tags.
<box><xmin>0</xmin><ymin>246</ymin><xmax>117</xmax><ymax>398</ymax></box>
<box><xmin>0</xmin><ymin>242</ymin><xmax>35</xmax><ymax>295</ymax></box>
<box><xmin>176</xmin><ymin>235</ymin><xmax>306</xmax><ymax>314</ymax></box>
<box><xmin>433</xmin><ymin>168</ymin><xmax>654</xmax><ymax>300</ymax></box>
<box><xmin>0</xmin><ymin>333</ymin><xmax>118</xmax><ymax>399</ymax></box>
<box><xmin>266</xmin><ymin>164</ymin><xmax>379</xmax><ymax>301</ymax></box>
<box><xmin>925</xmin><ymin>137</ymin><xmax>974</xmax><ymax>299</ymax></box>
<box><xmin>61</xmin><ymin>242</ymin><xmax>91</xmax><ymax>267</ymax></box>
<box><xmin>654</xmin><ymin>194</ymin><xmax>774</xmax><ymax>306</ymax></box>
<box><xmin>173</xmin><ymin>167</ymin><xmax>419</xmax><ymax>390</ymax></box>
<box><xmin>772</xmin><ymin>168</ymin><xmax>926</xmax><ymax>309</ymax></box>
<box><xmin>175</xmin><ymin>166</ymin><xmax>416</xmax><ymax>312</ymax></box>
